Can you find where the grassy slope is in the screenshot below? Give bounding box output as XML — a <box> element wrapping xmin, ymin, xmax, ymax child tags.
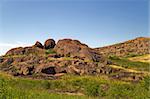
<box><xmin>0</xmin><ymin>72</ymin><xmax>91</xmax><ymax>99</ymax></box>
<box><xmin>0</xmin><ymin>54</ymin><xmax>150</xmax><ymax>99</ymax></box>
<box><xmin>0</xmin><ymin>72</ymin><xmax>150</xmax><ymax>99</ymax></box>
<box><xmin>128</xmin><ymin>54</ymin><xmax>150</xmax><ymax>63</ymax></box>
<box><xmin>109</xmin><ymin>55</ymin><xmax>150</xmax><ymax>72</ymax></box>
<box><xmin>109</xmin><ymin>65</ymin><xmax>150</xmax><ymax>76</ymax></box>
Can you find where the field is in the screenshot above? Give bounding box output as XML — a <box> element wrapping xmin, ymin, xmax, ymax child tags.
<box><xmin>0</xmin><ymin>72</ymin><xmax>150</xmax><ymax>99</ymax></box>
<box><xmin>0</xmin><ymin>54</ymin><xmax>150</xmax><ymax>99</ymax></box>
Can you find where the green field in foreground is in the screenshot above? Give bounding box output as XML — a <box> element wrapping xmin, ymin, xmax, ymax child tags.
<box><xmin>0</xmin><ymin>72</ymin><xmax>150</xmax><ymax>99</ymax></box>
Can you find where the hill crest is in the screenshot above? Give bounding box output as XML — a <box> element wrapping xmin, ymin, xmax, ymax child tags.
<box><xmin>95</xmin><ymin>37</ymin><xmax>150</xmax><ymax>57</ymax></box>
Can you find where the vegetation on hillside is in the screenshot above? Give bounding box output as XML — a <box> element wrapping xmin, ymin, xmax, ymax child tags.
<box><xmin>0</xmin><ymin>37</ymin><xmax>150</xmax><ymax>99</ymax></box>
<box><xmin>128</xmin><ymin>54</ymin><xmax>150</xmax><ymax>63</ymax></box>
<box><xmin>45</xmin><ymin>49</ymin><xmax>56</xmax><ymax>55</ymax></box>
<box><xmin>109</xmin><ymin>56</ymin><xmax>150</xmax><ymax>72</ymax></box>
<box><xmin>0</xmin><ymin>72</ymin><xmax>149</xmax><ymax>99</ymax></box>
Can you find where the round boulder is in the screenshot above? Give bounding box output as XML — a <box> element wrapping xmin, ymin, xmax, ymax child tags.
<box><xmin>44</xmin><ymin>39</ymin><xmax>56</xmax><ymax>49</ymax></box>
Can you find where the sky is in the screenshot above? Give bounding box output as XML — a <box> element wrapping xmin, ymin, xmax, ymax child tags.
<box><xmin>0</xmin><ymin>0</ymin><xmax>149</xmax><ymax>55</ymax></box>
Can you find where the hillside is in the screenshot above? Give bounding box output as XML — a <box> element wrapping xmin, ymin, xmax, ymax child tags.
<box><xmin>0</xmin><ymin>38</ymin><xmax>146</xmax><ymax>81</ymax></box>
<box><xmin>95</xmin><ymin>37</ymin><xmax>150</xmax><ymax>57</ymax></box>
<box><xmin>0</xmin><ymin>37</ymin><xmax>150</xmax><ymax>99</ymax></box>
<box><xmin>0</xmin><ymin>39</ymin><xmax>110</xmax><ymax>78</ymax></box>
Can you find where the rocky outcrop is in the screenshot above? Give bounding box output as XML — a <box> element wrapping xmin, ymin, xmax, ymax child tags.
<box><xmin>0</xmin><ymin>55</ymin><xmax>108</xmax><ymax>76</ymax></box>
<box><xmin>6</xmin><ymin>47</ymin><xmax>45</xmax><ymax>56</ymax></box>
<box><xmin>34</xmin><ymin>41</ymin><xmax>43</xmax><ymax>49</ymax></box>
<box><xmin>1</xmin><ymin>38</ymin><xmax>108</xmax><ymax>77</ymax></box>
<box><xmin>54</xmin><ymin>39</ymin><xmax>105</xmax><ymax>62</ymax></box>
<box><xmin>44</xmin><ymin>39</ymin><xmax>56</xmax><ymax>49</ymax></box>
<box><xmin>0</xmin><ymin>37</ymin><xmax>146</xmax><ymax>81</ymax></box>
<box><xmin>6</xmin><ymin>47</ymin><xmax>25</xmax><ymax>56</ymax></box>
<box><xmin>95</xmin><ymin>37</ymin><xmax>150</xmax><ymax>57</ymax></box>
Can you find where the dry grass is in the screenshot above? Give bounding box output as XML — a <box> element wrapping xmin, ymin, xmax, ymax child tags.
<box><xmin>109</xmin><ymin>65</ymin><xmax>150</xmax><ymax>76</ymax></box>
<box><xmin>128</xmin><ymin>54</ymin><xmax>150</xmax><ymax>63</ymax></box>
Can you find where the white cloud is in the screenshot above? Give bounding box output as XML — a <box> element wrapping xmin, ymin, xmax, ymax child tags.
<box><xmin>0</xmin><ymin>42</ymin><xmax>31</xmax><ymax>56</ymax></box>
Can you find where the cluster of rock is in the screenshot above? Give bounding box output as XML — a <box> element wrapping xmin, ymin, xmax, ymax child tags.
<box><xmin>6</xmin><ymin>39</ymin><xmax>56</xmax><ymax>56</ymax></box>
<box><xmin>0</xmin><ymin>37</ymin><xmax>145</xmax><ymax>81</ymax></box>
<box><xmin>0</xmin><ymin>38</ymin><xmax>110</xmax><ymax>78</ymax></box>
<box><xmin>95</xmin><ymin>37</ymin><xmax>150</xmax><ymax>57</ymax></box>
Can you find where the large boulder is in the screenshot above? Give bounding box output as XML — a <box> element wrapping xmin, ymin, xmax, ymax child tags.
<box><xmin>44</xmin><ymin>39</ymin><xmax>56</xmax><ymax>49</ymax></box>
<box><xmin>6</xmin><ymin>47</ymin><xmax>25</xmax><ymax>56</ymax></box>
<box><xmin>54</xmin><ymin>39</ymin><xmax>105</xmax><ymax>62</ymax></box>
<box><xmin>5</xmin><ymin>47</ymin><xmax>45</xmax><ymax>56</ymax></box>
<box><xmin>79</xmin><ymin>47</ymin><xmax>104</xmax><ymax>62</ymax></box>
<box><xmin>54</xmin><ymin>39</ymin><xmax>83</xmax><ymax>57</ymax></box>
<box><xmin>34</xmin><ymin>41</ymin><xmax>43</xmax><ymax>49</ymax></box>
<box><xmin>24</xmin><ymin>47</ymin><xmax>45</xmax><ymax>55</ymax></box>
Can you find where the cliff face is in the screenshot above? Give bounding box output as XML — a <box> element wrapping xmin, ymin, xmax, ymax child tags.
<box><xmin>95</xmin><ymin>37</ymin><xmax>150</xmax><ymax>57</ymax></box>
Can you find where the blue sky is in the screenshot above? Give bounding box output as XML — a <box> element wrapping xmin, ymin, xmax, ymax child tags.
<box><xmin>0</xmin><ymin>0</ymin><xmax>149</xmax><ymax>55</ymax></box>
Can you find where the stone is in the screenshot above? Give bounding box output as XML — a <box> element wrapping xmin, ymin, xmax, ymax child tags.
<box><xmin>54</xmin><ymin>39</ymin><xmax>104</xmax><ymax>62</ymax></box>
<box><xmin>6</xmin><ymin>47</ymin><xmax>25</xmax><ymax>55</ymax></box>
<box><xmin>0</xmin><ymin>57</ymin><xmax>3</xmax><ymax>63</ymax></box>
<box><xmin>5</xmin><ymin>47</ymin><xmax>45</xmax><ymax>56</ymax></box>
<box><xmin>24</xmin><ymin>47</ymin><xmax>45</xmax><ymax>55</ymax></box>
<box><xmin>44</xmin><ymin>39</ymin><xmax>56</xmax><ymax>49</ymax></box>
<box><xmin>4</xmin><ymin>58</ymin><xmax>13</xmax><ymax>65</ymax></box>
<box><xmin>34</xmin><ymin>41</ymin><xmax>43</xmax><ymax>49</ymax></box>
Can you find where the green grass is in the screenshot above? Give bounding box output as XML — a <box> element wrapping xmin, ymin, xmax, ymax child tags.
<box><xmin>0</xmin><ymin>74</ymin><xmax>92</xmax><ymax>99</ymax></box>
<box><xmin>123</xmin><ymin>53</ymin><xmax>143</xmax><ymax>58</ymax></box>
<box><xmin>0</xmin><ymin>72</ymin><xmax>149</xmax><ymax>99</ymax></box>
<box><xmin>45</xmin><ymin>49</ymin><xmax>56</xmax><ymax>55</ymax></box>
<box><xmin>109</xmin><ymin>56</ymin><xmax>150</xmax><ymax>72</ymax></box>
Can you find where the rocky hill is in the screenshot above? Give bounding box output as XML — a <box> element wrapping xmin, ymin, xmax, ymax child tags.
<box><xmin>95</xmin><ymin>37</ymin><xmax>150</xmax><ymax>57</ymax></box>
<box><xmin>0</xmin><ymin>38</ymin><xmax>111</xmax><ymax>79</ymax></box>
<box><xmin>0</xmin><ymin>37</ymin><xmax>149</xmax><ymax>99</ymax></box>
<box><xmin>0</xmin><ymin>37</ymin><xmax>148</xmax><ymax>81</ymax></box>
